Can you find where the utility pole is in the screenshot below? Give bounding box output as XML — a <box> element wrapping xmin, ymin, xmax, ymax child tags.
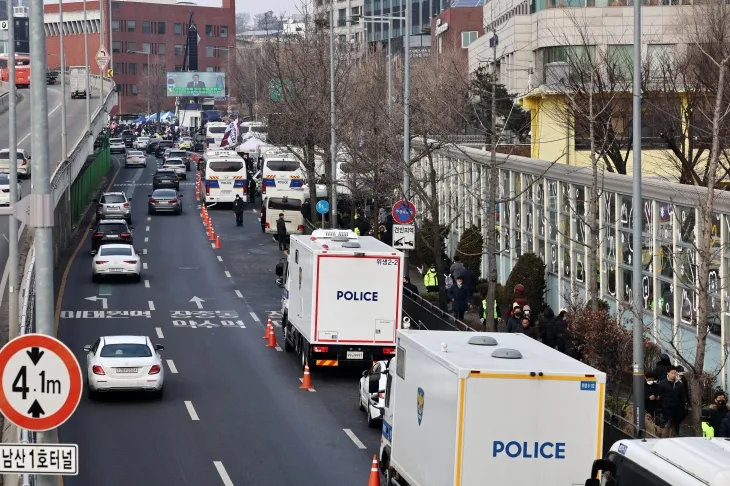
<box><xmin>328</xmin><ymin>0</ymin><xmax>337</xmax><ymax>228</ymax></box>
<box><xmin>83</xmin><ymin>0</ymin><xmax>91</xmax><ymax>129</ymax></box>
<box><xmin>402</xmin><ymin>1</ymin><xmax>411</xmax><ymax>276</ymax></box>
<box><xmin>387</xmin><ymin>0</ymin><xmax>392</xmax><ymax>117</ymax></box>
<box><xmin>7</xmin><ymin>0</ymin><xmax>18</xmax><ymax>342</ymax></box>
<box><xmin>59</xmin><ymin>0</ymin><xmax>68</xmax><ymax>159</ymax></box>
<box><xmin>631</xmin><ymin>0</ymin><xmax>645</xmax><ymax>437</ymax></box>
<box><xmin>485</xmin><ymin>23</ymin><xmax>499</xmax><ymax>331</ymax></box>
<box><xmin>30</xmin><ymin>0</ymin><xmax>59</xmax><ymax>482</ymax></box>
<box><xmin>100</xmin><ymin>0</ymin><xmax>105</xmax><ymax>109</ymax></box>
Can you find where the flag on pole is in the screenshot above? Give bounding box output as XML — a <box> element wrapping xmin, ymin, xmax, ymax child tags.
<box><xmin>219</xmin><ymin>118</ymin><xmax>239</xmax><ymax>148</ymax></box>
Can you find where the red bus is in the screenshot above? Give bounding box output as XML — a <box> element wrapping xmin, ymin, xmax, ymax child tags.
<box><xmin>0</xmin><ymin>54</ymin><xmax>30</xmax><ymax>88</ymax></box>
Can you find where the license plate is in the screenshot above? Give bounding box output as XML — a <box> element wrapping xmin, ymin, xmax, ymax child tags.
<box><xmin>110</xmin><ymin>268</ymin><xmax>124</xmax><ymax>272</ymax></box>
<box><xmin>221</xmin><ymin>190</ymin><xmax>231</xmax><ymax>194</ymax></box>
<box><xmin>106</xmin><ymin>234</ymin><xmax>118</xmax><ymax>238</ymax></box>
<box><xmin>346</xmin><ymin>351</ymin><xmax>364</xmax><ymax>360</ymax></box>
<box><xmin>115</xmin><ymin>368</ymin><xmax>138</xmax><ymax>373</ymax></box>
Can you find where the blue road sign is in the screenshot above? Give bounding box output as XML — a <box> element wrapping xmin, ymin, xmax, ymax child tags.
<box><xmin>392</xmin><ymin>200</ymin><xmax>417</xmax><ymax>224</ymax></box>
<box><xmin>316</xmin><ymin>200</ymin><xmax>330</xmax><ymax>215</ymax></box>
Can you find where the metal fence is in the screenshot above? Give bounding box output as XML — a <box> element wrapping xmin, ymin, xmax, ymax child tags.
<box><xmin>17</xmin><ymin>246</ymin><xmax>36</xmax><ymax>486</ymax></box>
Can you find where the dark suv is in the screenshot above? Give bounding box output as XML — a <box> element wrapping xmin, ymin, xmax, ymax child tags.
<box><xmin>121</xmin><ymin>130</ymin><xmax>134</xmax><ymax>147</ymax></box>
<box><xmin>146</xmin><ymin>138</ymin><xmax>162</xmax><ymax>154</ymax></box>
<box><xmin>155</xmin><ymin>141</ymin><xmax>174</xmax><ymax>158</ymax></box>
<box><xmin>152</xmin><ymin>169</ymin><xmax>180</xmax><ymax>190</ymax></box>
<box><xmin>91</xmin><ymin>219</ymin><xmax>134</xmax><ymax>254</ymax></box>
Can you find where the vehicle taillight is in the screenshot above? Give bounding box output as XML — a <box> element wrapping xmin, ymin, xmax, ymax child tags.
<box><xmin>242</xmin><ymin>185</ymin><xmax>248</xmax><ymax>194</ymax></box>
<box><xmin>148</xmin><ymin>365</ymin><xmax>161</xmax><ymax>375</ymax></box>
<box><xmin>95</xmin><ymin>260</ymin><xmax>108</xmax><ymax>264</ymax></box>
<box><xmin>205</xmin><ymin>184</ymin><xmax>210</xmax><ymax>195</ymax></box>
<box><xmin>378</xmin><ymin>392</ymin><xmax>385</xmax><ymax>400</ymax></box>
<box><xmin>97</xmin><ymin>204</ymin><xmax>103</xmax><ymax>210</ymax></box>
<box><xmin>21</xmin><ymin>159</ymin><xmax>27</xmax><ymax>166</ymax></box>
<box><xmin>382</xmin><ymin>347</ymin><xmax>396</xmax><ymax>355</ymax></box>
<box><xmin>1</xmin><ymin>189</ymin><xmax>8</xmax><ymax>193</ymax></box>
<box><xmin>265</xmin><ymin>222</ymin><xmax>270</xmax><ymax>228</ymax></box>
<box><xmin>123</xmin><ymin>260</ymin><xmax>137</xmax><ymax>264</ymax></box>
<box><xmin>297</xmin><ymin>225</ymin><xmax>304</xmax><ymax>231</ymax></box>
<box><xmin>93</xmin><ymin>232</ymin><xmax>104</xmax><ymax>238</ymax></box>
<box><xmin>170</xmin><ymin>199</ymin><xmax>178</xmax><ymax>204</ymax></box>
<box><xmin>150</xmin><ymin>199</ymin><xmax>157</xmax><ymax>204</ymax></box>
<box><xmin>92</xmin><ymin>365</ymin><xmax>105</xmax><ymax>375</ymax></box>
<box><xmin>123</xmin><ymin>203</ymin><xmax>130</xmax><ymax>208</ymax></box>
<box><xmin>312</xmin><ymin>346</ymin><xmax>329</xmax><ymax>353</ymax></box>
<box><xmin>121</xmin><ymin>233</ymin><xmax>131</xmax><ymax>238</ymax></box>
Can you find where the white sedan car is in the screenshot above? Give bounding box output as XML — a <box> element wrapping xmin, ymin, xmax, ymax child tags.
<box><xmin>134</xmin><ymin>137</ymin><xmax>150</xmax><ymax>150</ymax></box>
<box><xmin>162</xmin><ymin>158</ymin><xmax>187</xmax><ymax>179</ymax></box>
<box><xmin>85</xmin><ymin>335</ymin><xmax>165</xmax><ymax>399</ymax></box>
<box><xmin>109</xmin><ymin>138</ymin><xmax>126</xmax><ymax>154</ymax></box>
<box><xmin>0</xmin><ymin>173</ymin><xmax>21</xmax><ymax>206</ymax></box>
<box><xmin>359</xmin><ymin>359</ymin><xmax>389</xmax><ymax>427</ymax></box>
<box><xmin>91</xmin><ymin>244</ymin><xmax>141</xmax><ymax>282</ymax></box>
<box><xmin>125</xmin><ymin>150</ymin><xmax>147</xmax><ymax>168</ymax></box>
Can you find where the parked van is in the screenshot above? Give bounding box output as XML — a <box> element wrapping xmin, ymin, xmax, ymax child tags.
<box><xmin>264</xmin><ymin>191</ymin><xmax>305</xmax><ymax>236</ymax></box>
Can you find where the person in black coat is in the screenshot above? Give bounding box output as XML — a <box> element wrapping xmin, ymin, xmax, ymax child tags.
<box><xmin>554</xmin><ymin>309</ymin><xmax>569</xmax><ymax>354</ymax></box>
<box><xmin>644</xmin><ymin>371</ymin><xmax>662</xmax><ymax>424</ymax></box>
<box><xmin>654</xmin><ymin>354</ymin><xmax>671</xmax><ymax>381</ymax></box>
<box><xmin>448</xmin><ymin>276</ymin><xmax>470</xmax><ymax>321</ymax></box>
<box><xmin>403</xmin><ymin>276</ymin><xmax>419</xmax><ymax>296</ymax></box>
<box><xmin>539</xmin><ymin>307</ymin><xmax>557</xmax><ymax>347</ymax></box>
<box><xmin>657</xmin><ymin>365</ymin><xmax>688</xmax><ymax>436</ymax></box>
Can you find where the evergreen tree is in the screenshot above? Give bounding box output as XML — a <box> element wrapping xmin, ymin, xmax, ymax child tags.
<box><xmin>467</xmin><ymin>66</ymin><xmax>530</xmax><ymax>142</ymax></box>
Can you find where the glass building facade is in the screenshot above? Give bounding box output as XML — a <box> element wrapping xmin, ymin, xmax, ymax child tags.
<box><xmin>363</xmin><ymin>0</ymin><xmax>451</xmax><ymax>42</ymax></box>
<box><xmin>412</xmin><ymin>142</ymin><xmax>730</xmax><ymax>389</ymax></box>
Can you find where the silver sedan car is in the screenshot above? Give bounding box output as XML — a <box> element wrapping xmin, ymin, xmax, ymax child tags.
<box><xmin>148</xmin><ymin>188</ymin><xmax>184</xmax><ymax>215</ymax></box>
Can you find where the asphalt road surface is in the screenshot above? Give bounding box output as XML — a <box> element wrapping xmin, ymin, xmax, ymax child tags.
<box><xmin>57</xmin><ymin>155</ymin><xmax>380</xmax><ymax>485</ymax></box>
<box><xmin>0</xmin><ymin>82</ymin><xmax>97</xmax><ymax>304</ymax></box>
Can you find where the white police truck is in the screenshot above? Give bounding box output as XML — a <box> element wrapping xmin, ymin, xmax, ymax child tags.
<box><xmin>274</xmin><ymin>229</ymin><xmax>403</xmax><ymax>369</ymax></box>
<box><xmin>377</xmin><ymin>329</ymin><xmax>606</xmax><ymax>486</ymax></box>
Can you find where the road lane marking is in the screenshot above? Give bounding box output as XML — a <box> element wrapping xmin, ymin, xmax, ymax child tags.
<box><xmin>99</xmin><ymin>283</ymin><xmax>112</xmax><ymax>296</ymax></box>
<box><xmin>145</xmin><ymin>225</ymin><xmax>150</xmax><ymax>232</ymax></box>
<box><xmin>275</xmin><ymin>346</ymin><xmax>282</xmax><ymax>352</ymax></box>
<box><xmin>155</xmin><ymin>327</ymin><xmax>164</xmax><ymax>338</ymax></box>
<box><xmin>144</xmin><ymin>236</ymin><xmax>149</xmax><ymax>242</ymax></box>
<box><xmin>343</xmin><ymin>429</ymin><xmax>367</xmax><ymax>449</ymax></box>
<box><xmin>211</xmin><ymin>243</ymin><xmax>215</xmax><ymax>248</ymax></box>
<box><xmin>143</xmin><ymin>262</ymin><xmax>148</xmax><ymax>270</ymax></box>
<box><xmin>249</xmin><ymin>312</ymin><xmax>260</xmax><ymax>322</ymax></box>
<box><xmin>18</xmin><ymin>99</ymin><xmax>63</xmax><ymax>146</ymax></box>
<box><xmin>55</xmin><ymin>157</ymin><xmax>123</xmax><ymax>330</ymax></box>
<box><xmin>217</xmin><ymin>255</ymin><xmax>223</xmax><ymax>262</ymax></box>
<box><xmin>143</xmin><ymin>248</ymin><xmax>147</xmax><ymax>254</ymax></box>
<box><xmin>235</xmin><ymin>290</ymin><xmax>243</xmax><ymax>298</ymax></box>
<box><xmin>224</xmin><ymin>271</ymin><xmax>231</xmax><ymax>278</ymax></box>
<box><xmin>299</xmin><ymin>377</ymin><xmax>316</xmax><ymax>392</ymax></box>
<box><xmin>166</xmin><ymin>359</ymin><xmax>178</xmax><ymax>373</ymax></box>
<box><xmin>184</xmin><ymin>401</ymin><xmax>200</xmax><ymax>421</ymax></box>
<box><xmin>214</xmin><ymin>462</ymin><xmax>234</xmax><ymax>486</ymax></box>
<box><xmin>147</xmin><ymin>217</ymin><xmax>151</xmax><ymax>221</ymax></box>
<box><xmin>149</xmin><ymin>300</ymin><xmax>155</xmax><ymax>311</ymax></box>
<box><xmin>144</xmin><ymin>279</ymin><xmax>150</xmax><ymax>288</ymax></box>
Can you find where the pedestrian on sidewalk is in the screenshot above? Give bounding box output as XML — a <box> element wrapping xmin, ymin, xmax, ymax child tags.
<box><xmin>448</xmin><ymin>276</ymin><xmax>469</xmax><ymax>321</ymax></box>
<box><xmin>276</xmin><ymin>213</ymin><xmax>288</xmax><ymax>251</ymax></box>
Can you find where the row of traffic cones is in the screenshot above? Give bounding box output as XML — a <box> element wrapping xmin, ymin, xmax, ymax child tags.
<box><xmin>200</xmin><ymin>204</ymin><xmax>221</xmax><ymax>249</ymax></box>
<box><xmin>263</xmin><ymin>317</ymin><xmax>314</xmax><ymax>391</ymax></box>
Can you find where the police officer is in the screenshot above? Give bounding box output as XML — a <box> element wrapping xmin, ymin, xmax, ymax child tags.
<box><xmin>702</xmin><ymin>409</ymin><xmax>715</xmax><ymax>438</ymax></box>
<box><xmin>233</xmin><ymin>194</ymin><xmax>244</xmax><ymax>226</ymax></box>
<box><xmin>481</xmin><ymin>294</ymin><xmax>498</xmax><ymax>329</ymax></box>
<box><xmin>423</xmin><ymin>266</ymin><xmax>438</xmax><ymax>293</ymax></box>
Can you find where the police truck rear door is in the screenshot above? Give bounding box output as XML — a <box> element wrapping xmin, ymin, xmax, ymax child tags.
<box><xmin>313</xmin><ymin>253</ymin><xmax>402</xmax><ymax>344</ymax></box>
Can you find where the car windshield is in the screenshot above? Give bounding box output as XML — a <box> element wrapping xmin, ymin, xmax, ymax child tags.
<box><xmin>208</xmin><ymin>127</ymin><xmax>226</xmax><ymax>134</ymax></box>
<box><xmin>0</xmin><ymin>174</ymin><xmax>10</xmax><ymax>184</ymax></box>
<box><xmin>266</xmin><ymin>160</ymin><xmax>299</xmax><ymax>172</ymax></box>
<box><xmin>153</xmin><ymin>190</ymin><xmax>177</xmax><ymax>198</ymax></box>
<box><xmin>209</xmin><ymin>161</ymin><xmax>243</xmax><ymax>172</ymax></box>
<box><xmin>101</xmin><ymin>194</ymin><xmax>126</xmax><ymax>204</ymax></box>
<box><xmin>165</xmin><ymin>159</ymin><xmax>183</xmax><ymax>165</ymax></box>
<box><xmin>128</xmin><ymin>151</ymin><xmax>143</xmax><ymax>156</ymax></box>
<box><xmin>269</xmin><ymin>197</ymin><xmax>302</xmax><ymax>211</ymax></box>
<box><xmin>99</xmin><ymin>247</ymin><xmax>133</xmax><ymax>256</ymax></box>
<box><xmin>169</xmin><ymin>151</ymin><xmax>186</xmax><ymax>157</ymax></box>
<box><xmin>110</xmin><ymin>139</ymin><xmax>123</xmax><ymax>144</ymax></box>
<box><xmin>100</xmin><ymin>343</ymin><xmax>152</xmax><ymax>358</ymax></box>
<box><xmin>98</xmin><ymin>223</ymin><xmax>128</xmax><ymax>233</ymax></box>
<box><xmin>0</xmin><ymin>152</ymin><xmax>25</xmax><ymax>160</ymax></box>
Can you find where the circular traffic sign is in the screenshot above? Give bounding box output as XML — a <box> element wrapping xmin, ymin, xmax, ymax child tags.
<box><xmin>0</xmin><ymin>334</ymin><xmax>82</xmax><ymax>431</ymax></box>
<box><xmin>392</xmin><ymin>200</ymin><xmax>417</xmax><ymax>224</ymax></box>
<box><xmin>316</xmin><ymin>200</ymin><xmax>330</xmax><ymax>215</ymax></box>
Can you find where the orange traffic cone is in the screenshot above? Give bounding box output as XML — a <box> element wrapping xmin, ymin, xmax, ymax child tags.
<box><xmin>266</xmin><ymin>324</ymin><xmax>277</xmax><ymax>348</ymax></box>
<box><xmin>300</xmin><ymin>362</ymin><xmax>313</xmax><ymax>390</ymax></box>
<box><xmin>215</xmin><ymin>235</ymin><xmax>221</xmax><ymax>249</ymax></box>
<box><xmin>263</xmin><ymin>321</ymin><xmax>271</xmax><ymax>339</ymax></box>
<box><xmin>209</xmin><ymin>227</ymin><xmax>216</xmax><ymax>241</ymax></box>
<box><xmin>196</xmin><ymin>190</ymin><xmax>200</xmax><ymax>201</ymax></box>
<box><xmin>368</xmin><ymin>455</ymin><xmax>380</xmax><ymax>486</ymax></box>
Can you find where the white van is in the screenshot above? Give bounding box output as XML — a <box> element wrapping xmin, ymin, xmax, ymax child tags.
<box><xmin>205</xmin><ymin>122</ymin><xmax>228</xmax><ymax>147</ymax></box>
<box><xmin>201</xmin><ymin>150</ymin><xmax>247</xmax><ymax>204</ymax></box>
<box><xmin>264</xmin><ymin>191</ymin><xmax>305</xmax><ymax>235</ymax></box>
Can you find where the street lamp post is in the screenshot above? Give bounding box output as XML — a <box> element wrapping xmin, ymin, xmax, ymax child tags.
<box><xmin>127</xmin><ymin>49</ymin><xmax>150</xmax><ymax>115</ymax></box>
<box><xmin>329</xmin><ymin>1</ymin><xmax>337</xmax><ymax>228</ymax></box>
<box><xmin>59</xmin><ymin>0</ymin><xmax>67</xmax><ymax>159</ymax></box>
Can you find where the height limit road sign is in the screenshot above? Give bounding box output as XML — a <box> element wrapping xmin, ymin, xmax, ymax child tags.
<box><xmin>0</xmin><ymin>334</ymin><xmax>82</xmax><ymax>432</ymax></box>
<box><xmin>96</xmin><ymin>45</ymin><xmax>110</xmax><ymax>70</ymax></box>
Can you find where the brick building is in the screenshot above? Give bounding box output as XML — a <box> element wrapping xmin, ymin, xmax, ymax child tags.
<box><xmin>431</xmin><ymin>5</ymin><xmax>483</xmax><ymax>64</ymax></box>
<box><xmin>44</xmin><ymin>0</ymin><xmax>235</xmax><ymax>114</ymax></box>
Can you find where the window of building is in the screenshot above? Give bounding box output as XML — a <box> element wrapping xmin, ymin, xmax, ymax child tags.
<box><xmin>205</xmin><ymin>24</ymin><xmax>213</xmax><ymax>36</ymax></box>
<box><xmin>129</xmin><ymin>63</ymin><xmax>137</xmax><ymax>75</ymax></box>
<box><xmin>126</xmin><ymin>41</ymin><xmax>136</xmax><ymax>52</ymax></box>
<box><xmin>174</xmin><ymin>23</ymin><xmax>183</xmax><ymax>35</ymax></box>
<box><xmin>174</xmin><ymin>65</ymin><xmax>183</xmax><ymax>72</ymax></box>
<box><xmin>461</xmin><ymin>31</ymin><xmax>478</xmax><ymax>48</ymax></box>
<box><xmin>338</xmin><ymin>8</ymin><xmax>347</xmax><ymax>27</ymax></box>
<box><xmin>113</xmin><ymin>62</ymin><xmax>121</xmax><ymax>73</ymax></box>
<box><xmin>220</xmin><ymin>25</ymin><xmax>228</xmax><ymax>37</ymax></box>
<box><xmin>647</xmin><ymin>44</ymin><xmax>674</xmax><ymax>80</ymax></box>
<box><xmin>338</xmin><ymin>34</ymin><xmax>347</xmax><ymax>43</ymax></box>
<box><xmin>143</xmin><ymin>64</ymin><xmax>149</xmax><ymax>74</ymax></box>
<box><xmin>174</xmin><ymin>44</ymin><xmax>184</xmax><ymax>56</ymax></box>
<box><xmin>112</xmin><ymin>41</ymin><xmax>122</xmax><ymax>53</ymax></box>
<box><xmin>131</xmin><ymin>84</ymin><xmax>138</xmax><ymax>96</ymax></box>
<box><xmin>111</xmin><ymin>19</ymin><xmax>120</xmax><ymax>31</ymax></box>
<box><xmin>351</xmin><ymin>6</ymin><xmax>361</xmax><ymax>16</ymax></box>
<box><xmin>157</xmin><ymin>43</ymin><xmax>166</xmax><ymax>55</ymax></box>
<box><xmin>142</xmin><ymin>42</ymin><xmax>151</xmax><ymax>54</ymax></box>
<box><xmin>142</xmin><ymin>21</ymin><xmax>151</xmax><ymax>34</ymax></box>
<box><xmin>158</xmin><ymin>22</ymin><xmax>166</xmax><ymax>34</ymax></box>
<box><xmin>127</xmin><ymin>20</ymin><xmax>136</xmax><ymax>32</ymax></box>
<box><xmin>206</xmin><ymin>46</ymin><xmax>214</xmax><ymax>57</ymax></box>
<box><xmin>607</xmin><ymin>44</ymin><xmax>633</xmax><ymax>80</ymax></box>
<box><xmin>206</xmin><ymin>66</ymin><xmax>214</xmax><ymax>72</ymax></box>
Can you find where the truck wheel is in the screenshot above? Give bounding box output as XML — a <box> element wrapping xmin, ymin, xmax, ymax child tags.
<box><xmin>283</xmin><ymin>328</ymin><xmax>294</xmax><ymax>352</ymax></box>
<box><xmin>385</xmin><ymin>468</ymin><xmax>394</xmax><ymax>486</ymax></box>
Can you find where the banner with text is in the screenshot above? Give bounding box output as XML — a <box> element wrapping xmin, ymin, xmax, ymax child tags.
<box><xmin>166</xmin><ymin>72</ymin><xmax>226</xmax><ymax>97</ymax></box>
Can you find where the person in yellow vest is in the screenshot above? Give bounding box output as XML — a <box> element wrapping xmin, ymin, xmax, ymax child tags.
<box><xmin>423</xmin><ymin>266</ymin><xmax>438</xmax><ymax>293</ymax></box>
<box><xmin>702</xmin><ymin>409</ymin><xmax>715</xmax><ymax>438</ymax></box>
<box><xmin>481</xmin><ymin>294</ymin><xmax>498</xmax><ymax>328</ymax></box>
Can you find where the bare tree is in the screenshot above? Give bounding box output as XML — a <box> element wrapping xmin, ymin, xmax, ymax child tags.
<box><xmin>138</xmin><ymin>55</ymin><xmax>168</xmax><ymax>123</ymax></box>
<box><xmin>228</xmin><ymin>47</ymin><xmax>265</xmax><ymax>119</ymax></box>
<box><xmin>236</xmin><ymin>12</ymin><xmax>252</xmax><ymax>33</ymax></box>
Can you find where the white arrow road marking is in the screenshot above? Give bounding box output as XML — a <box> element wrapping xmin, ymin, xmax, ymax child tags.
<box><xmin>84</xmin><ymin>296</ymin><xmax>108</xmax><ymax>309</ymax></box>
<box><xmin>190</xmin><ymin>296</ymin><xmax>205</xmax><ymax>309</ymax></box>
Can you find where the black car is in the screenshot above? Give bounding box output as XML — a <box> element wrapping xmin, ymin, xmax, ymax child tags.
<box><xmin>193</xmin><ymin>135</ymin><xmax>206</xmax><ymax>153</ymax></box>
<box><xmin>146</xmin><ymin>139</ymin><xmax>162</xmax><ymax>154</ymax></box>
<box><xmin>152</xmin><ymin>169</ymin><xmax>180</xmax><ymax>190</ymax></box>
<box><xmin>155</xmin><ymin>141</ymin><xmax>174</xmax><ymax>158</ymax></box>
<box><xmin>121</xmin><ymin>131</ymin><xmax>134</xmax><ymax>147</ymax></box>
<box><xmin>91</xmin><ymin>219</ymin><xmax>134</xmax><ymax>254</ymax></box>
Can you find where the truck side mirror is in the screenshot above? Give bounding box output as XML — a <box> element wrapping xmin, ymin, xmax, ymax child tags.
<box><xmin>368</xmin><ymin>374</ymin><xmax>381</xmax><ymax>394</ymax></box>
<box><xmin>276</xmin><ymin>278</ymin><xmax>283</xmax><ymax>287</ymax></box>
<box><xmin>275</xmin><ymin>262</ymin><xmax>284</xmax><ymax>277</ymax></box>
